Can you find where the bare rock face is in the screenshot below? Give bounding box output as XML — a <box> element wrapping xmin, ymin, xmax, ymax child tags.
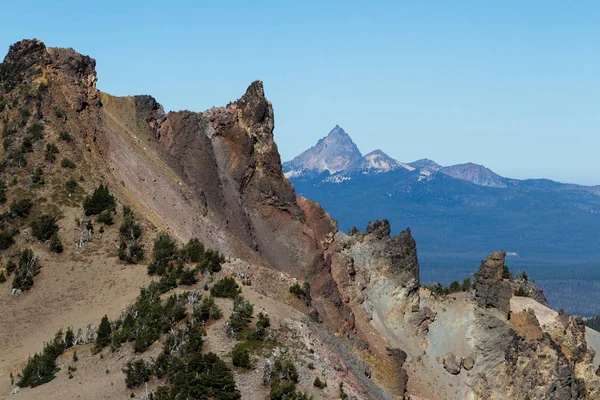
<box><xmin>474</xmin><ymin>250</ymin><xmax>511</xmax><ymax>316</ymax></box>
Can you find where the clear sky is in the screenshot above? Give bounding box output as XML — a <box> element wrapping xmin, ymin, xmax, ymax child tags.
<box><xmin>1</xmin><ymin>1</ymin><xmax>598</xmax><ymax>184</ymax></box>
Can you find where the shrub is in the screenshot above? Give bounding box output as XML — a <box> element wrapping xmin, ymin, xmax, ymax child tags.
<box><xmin>31</xmin><ymin>214</ymin><xmax>59</xmax><ymax>241</ymax></box>
<box><xmin>60</xmin><ymin>158</ymin><xmax>76</xmax><ymax>169</ymax></box>
<box><xmin>13</xmin><ymin>249</ymin><xmax>39</xmax><ymax>291</ymax></box>
<box><xmin>49</xmin><ymin>233</ymin><xmax>64</xmax><ymax>253</ymax></box>
<box><xmin>289</xmin><ymin>282</ymin><xmax>311</xmax><ymax>306</ymax></box>
<box><xmin>65</xmin><ymin>179</ymin><xmax>78</xmax><ymax>193</ymax></box>
<box><xmin>211</xmin><ymin>277</ymin><xmax>240</xmax><ymax>299</ymax></box>
<box><xmin>59</xmin><ymin>132</ymin><xmax>72</xmax><ymax>142</ymax></box>
<box><xmin>5</xmin><ymin>260</ymin><xmax>16</xmax><ymax>275</ymax></box>
<box><xmin>123</xmin><ymin>359</ymin><xmax>152</xmax><ymax>388</ymax></box>
<box><xmin>514</xmin><ymin>287</ymin><xmax>529</xmax><ymax>297</ymax></box>
<box><xmin>0</xmin><ymin>230</ymin><xmax>15</xmax><ymax>250</ymax></box>
<box><xmin>28</xmin><ymin>122</ymin><xmax>43</xmax><ymax>138</ymax></box>
<box><xmin>83</xmin><ymin>184</ymin><xmax>115</xmax><ymax>215</ymax></box>
<box><xmin>10</xmin><ymin>198</ymin><xmax>33</xmax><ymax>217</ymax></box>
<box><xmin>313</xmin><ymin>377</ymin><xmax>327</xmax><ymax>389</ymax></box>
<box><xmin>0</xmin><ymin>271</ymin><xmax>6</xmax><ymax>283</ymax></box>
<box><xmin>54</xmin><ymin>108</ymin><xmax>65</xmax><ymax>119</ymax></box>
<box><xmin>31</xmin><ymin>167</ymin><xmax>44</xmax><ymax>184</ymax></box>
<box><xmin>45</xmin><ymin>143</ymin><xmax>59</xmax><ymax>163</ymax></box>
<box><xmin>96</xmin><ymin>210</ymin><xmax>114</xmax><ymax>225</ymax></box>
<box><xmin>232</xmin><ymin>342</ymin><xmax>251</xmax><ymax>368</ymax></box>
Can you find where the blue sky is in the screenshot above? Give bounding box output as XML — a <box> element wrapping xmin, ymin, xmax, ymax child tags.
<box><xmin>1</xmin><ymin>1</ymin><xmax>598</xmax><ymax>184</ymax></box>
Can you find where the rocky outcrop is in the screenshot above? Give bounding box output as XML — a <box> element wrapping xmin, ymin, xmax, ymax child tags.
<box><xmin>474</xmin><ymin>250</ymin><xmax>511</xmax><ymax>316</ymax></box>
<box><xmin>510</xmin><ymin>278</ymin><xmax>549</xmax><ymax>307</ymax></box>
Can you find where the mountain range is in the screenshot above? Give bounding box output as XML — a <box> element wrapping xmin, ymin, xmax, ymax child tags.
<box><xmin>284</xmin><ymin>126</ymin><xmax>600</xmax><ymax>314</ymax></box>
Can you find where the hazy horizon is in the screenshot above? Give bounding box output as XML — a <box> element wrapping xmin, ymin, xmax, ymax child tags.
<box><xmin>1</xmin><ymin>1</ymin><xmax>598</xmax><ymax>184</ymax></box>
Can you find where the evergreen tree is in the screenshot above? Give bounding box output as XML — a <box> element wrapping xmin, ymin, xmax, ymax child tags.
<box><xmin>83</xmin><ymin>184</ymin><xmax>116</xmax><ymax>215</ymax></box>
<box><xmin>96</xmin><ymin>315</ymin><xmax>112</xmax><ymax>350</ymax></box>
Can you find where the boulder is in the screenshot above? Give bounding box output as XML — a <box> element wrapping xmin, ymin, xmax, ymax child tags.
<box><xmin>443</xmin><ymin>353</ymin><xmax>461</xmax><ymax>375</ymax></box>
<box><xmin>462</xmin><ymin>356</ymin><xmax>474</xmax><ymax>371</ymax></box>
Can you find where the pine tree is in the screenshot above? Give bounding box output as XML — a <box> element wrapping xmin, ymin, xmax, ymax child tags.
<box><xmin>96</xmin><ymin>315</ymin><xmax>112</xmax><ymax>350</ymax></box>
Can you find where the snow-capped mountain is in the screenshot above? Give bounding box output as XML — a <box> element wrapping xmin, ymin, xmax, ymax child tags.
<box><xmin>282</xmin><ymin>125</ymin><xmax>362</xmax><ymax>178</ymax></box>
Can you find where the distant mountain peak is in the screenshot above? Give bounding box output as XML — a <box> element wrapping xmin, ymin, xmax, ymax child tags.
<box><xmin>356</xmin><ymin>150</ymin><xmax>415</xmax><ymax>172</ymax></box>
<box><xmin>283</xmin><ymin>125</ymin><xmax>362</xmax><ymax>177</ymax></box>
<box><xmin>440</xmin><ymin>162</ymin><xmax>506</xmax><ymax>188</ymax></box>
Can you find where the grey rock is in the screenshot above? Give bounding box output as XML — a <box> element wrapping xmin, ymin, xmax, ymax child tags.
<box><xmin>443</xmin><ymin>353</ymin><xmax>461</xmax><ymax>375</ymax></box>
<box><xmin>474</xmin><ymin>250</ymin><xmax>511</xmax><ymax>316</ymax></box>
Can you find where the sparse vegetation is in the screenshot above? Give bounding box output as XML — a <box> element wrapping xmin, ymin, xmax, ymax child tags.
<box><xmin>59</xmin><ymin>131</ymin><xmax>72</xmax><ymax>142</ymax></box>
<box><xmin>60</xmin><ymin>157</ymin><xmax>76</xmax><ymax>169</ymax></box>
<box><xmin>0</xmin><ymin>230</ymin><xmax>16</xmax><ymax>250</ymax></box>
<box><xmin>45</xmin><ymin>143</ymin><xmax>59</xmax><ymax>163</ymax></box>
<box><xmin>269</xmin><ymin>358</ymin><xmax>309</xmax><ymax>400</ymax></box>
<box><xmin>289</xmin><ymin>282</ymin><xmax>311</xmax><ymax>306</ymax></box>
<box><xmin>10</xmin><ymin>198</ymin><xmax>33</xmax><ymax>217</ymax></box>
<box><xmin>65</xmin><ymin>178</ymin><xmax>78</xmax><ymax>193</ymax></box>
<box><xmin>31</xmin><ymin>167</ymin><xmax>44</xmax><ymax>184</ymax></box>
<box><xmin>313</xmin><ymin>377</ymin><xmax>327</xmax><ymax>389</ymax></box>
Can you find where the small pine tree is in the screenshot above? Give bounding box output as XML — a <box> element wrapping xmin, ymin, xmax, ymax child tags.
<box><xmin>0</xmin><ymin>271</ymin><xmax>6</xmax><ymax>283</ymax></box>
<box><xmin>49</xmin><ymin>233</ymin><xmax>63</xmax><ymax>253</ymax></box>
<box><xmin>83</xmin><ymin>184</ymin><xmax>116</xmax><ymax>215</ymax></box>
<box><xmin>65</xmin><ymin>327</ymin><xmax>75</xmax><ymax>348</ymax></box>
<box><xmin>96</xmin><ymin>315</ymin><xmax>112</xmax><ymax>350</ymax></box>
<box><xmin>231</xmin><ymin>342</ymin><xmax>251</xmax><ymax>369</ymax></box>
